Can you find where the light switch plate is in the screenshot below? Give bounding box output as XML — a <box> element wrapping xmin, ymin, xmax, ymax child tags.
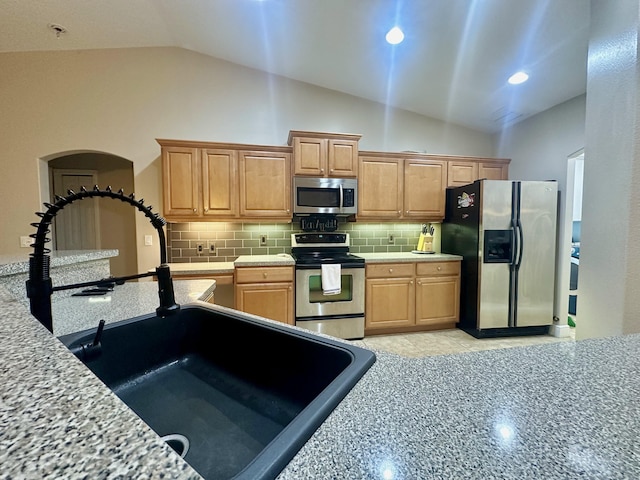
<box><xmin>20</xmin><ymin>236</ymin><xmax>31</xmax><ymax>248</ymax></box>
<box><xmin>144</xmin><ymin>235</ymin><xmax>153</xmax><ymax>246</ymax></box>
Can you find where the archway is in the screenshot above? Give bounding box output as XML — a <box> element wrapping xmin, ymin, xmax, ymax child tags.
<box><xmin>42</xmin><ymin>151</ymin><xmax>137</xmax><ymax>277</ymax></box>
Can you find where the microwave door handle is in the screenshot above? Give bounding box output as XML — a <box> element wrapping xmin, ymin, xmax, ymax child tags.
<box><xmin>339</xmin><ymin>184</ymin><xmax>344</xmax><ymax>210</ymax></box>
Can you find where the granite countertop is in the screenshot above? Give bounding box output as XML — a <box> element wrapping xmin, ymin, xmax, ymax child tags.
<box><xmin>0</xmin><ymin>249</ymin><xmax>119</xmax><ymax>277</ymax></box>
<box><xmin>166</xmin><ymin>262</ymin><xmax>236</xmax><ymax>275</ymax></box>
<box><xmin>51</xmin><ymin>279</ymin><xmax>216</xmax><ymax>337</ymax></box>
<box><xmin>1</xmin><ymin>280</ymin><xmax>640</xmax><ymax>478</ymax></box>
<box><xmin>234</xmin><ymin>254</ymin><xmax>295</xmax><ymax>267</ymax></box>
<box><xmin>356</xmin><ymin>252</ymin><xmax>462</xmax><ymax>263</ymax></box>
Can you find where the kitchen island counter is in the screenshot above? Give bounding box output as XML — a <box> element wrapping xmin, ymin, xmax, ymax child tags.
<box><xmin>1</xmin><ymin>282</ymin><xmax>639</xmax><ymax>479</ymax></box>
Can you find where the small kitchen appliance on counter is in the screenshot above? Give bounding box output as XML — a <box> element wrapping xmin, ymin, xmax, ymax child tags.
<box><xmin>291</xmin><ymin>232</ymin><xmax>365</xmax><ymax>339</ymax></box>
<box><xmin>442</xmin><ymin>180</ymin><xmax>558</xmax><ymax>338</ymax></box>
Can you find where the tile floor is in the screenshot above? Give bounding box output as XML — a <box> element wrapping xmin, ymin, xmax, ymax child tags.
<box><xmin>350</xmin><ymin>326</ymin><xmax>577</xmax><ymax>358</ymax></box>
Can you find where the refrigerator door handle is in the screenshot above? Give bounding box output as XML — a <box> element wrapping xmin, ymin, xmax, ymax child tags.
<box><xmin>515</xmin><ymin>219</ymin><xmax>524</xmax><ymax>270</ymax></box>
<box><xmin>510</xmin><ymin>221</ymin><xmax>518</xmax><ymax>265</ymax></box>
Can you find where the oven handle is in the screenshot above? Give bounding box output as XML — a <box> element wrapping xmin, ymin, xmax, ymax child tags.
<box><xmin>295</xmin><ymin>263</ymin><xmax>365</xmax><ymax>270</ymax></box>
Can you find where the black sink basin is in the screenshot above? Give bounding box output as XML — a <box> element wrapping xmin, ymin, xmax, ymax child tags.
<box><xmin>59</xmin><ymin>303</ymin><xmax>375</xmax><ymax>479</ymax></box>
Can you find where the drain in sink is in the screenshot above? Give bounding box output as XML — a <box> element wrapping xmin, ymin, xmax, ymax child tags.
<box><xmin>161</xmin><ymin>433</ymin><xmax>190</xmax><ymax>458</ymax></box>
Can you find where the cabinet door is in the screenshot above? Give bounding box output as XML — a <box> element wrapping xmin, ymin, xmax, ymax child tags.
<box><xmin>358</xmin><ymin>156</ymin><xmax>403</xmax><ymax>218</ymax></box>
<box><xmin>239</xmin><ymin>150</ymin><xmax>292</xmax><ymax>218</ymax></box>
<box><xmin>235</xmin><ymin>283</ymin><xmax>294</xmax><ymax>325</ymax></box>
<box><xmin>162</xmin><ymin>146</ymin><xmax>200</xmax><ymax>217</ymax></box>
<box><xmin>479</xmin><ymin>162</ymin><xmax>508</xmax><ymax>180</ymax></box>
<box><xmin>415</xmin><ymin>275</ymin><xmax>460</xmax><ymax>325</ymax></box>
<box><xmin>447</xmin><ymin>161</ymin><xmax>479</xmax><ymax>187</ymax></box>
<box><xmin>403</xmin><ymin>159</ymin><xmax>447</xmax><ymax>219</ymax></box>
<box><xmin>293</xmin><ymin>137</ymin><xmax>326</xmax><ymax>176</ymax></box>
<box><xmin>328</xmin><ymin>139</ymin><xmax>358</xmax><ymax>177</ymax></box>
<box><xmin>202</xmin><ymin>149</ymin><xmax>238</xmax><ymax>217</ymax></box>
<box><xmin>365</xmin><ymin>277</ymin><xmax>415</xmax><ymax>329</ymax></box>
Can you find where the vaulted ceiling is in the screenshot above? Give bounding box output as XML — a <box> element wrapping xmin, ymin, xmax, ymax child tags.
<box><xmin>0</xmin><ymin>0</ymin><xmax>590</xmax><ymax>133</ymax></box>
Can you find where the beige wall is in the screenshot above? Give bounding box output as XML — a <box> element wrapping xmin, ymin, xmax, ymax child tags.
<box><xmin>0</xmin><ymin>47</ymin><xmax>494</xmax><ymax>273</ymax></box>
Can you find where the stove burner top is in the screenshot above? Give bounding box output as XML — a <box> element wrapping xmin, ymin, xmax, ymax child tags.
<box><xmin>290</xmin><ymin>232</ymin><xmax>364</xmax><ymax>267</ymax></box>
<box><xmin>292</xmin><ymin>251</ymin><xmax>364</xmax><ymax>265</ymax></box>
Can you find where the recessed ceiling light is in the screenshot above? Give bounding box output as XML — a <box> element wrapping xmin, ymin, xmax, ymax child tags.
<box><xmin>508</xmin><ymin>71</ymin><xmax>529</xmax><ymax>85</ymax></box>
<box><xmin>385</xmin><ymin>26</ymin><xmax>404</xmax><ymax>45</ymax></box>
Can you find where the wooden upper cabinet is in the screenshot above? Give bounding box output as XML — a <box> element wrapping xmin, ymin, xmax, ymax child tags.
<box><xmin>358</xmin><ymin>156</ymin><xmax>403</xmax><ymax>218</ymax></box>
<box><xmin>447</xmin><ymin>158</ymin><xmax>510</xmax><ymax>187</ymax></box>
<box><xmin>448</xmin><ymin>161</ymin><xmax>479</xmax><ymax>187</ymax></box>
<box><xmin>201</xmin><ymin>149</ymin><xmax>238</xmax><ymax>217</ymax></box>
<box><xmin>479</xmin><ymin>162</ymin><xmax>509</xmax><ymax>181</ymax></box>
<box><xmin>162</xmin><ymin>146</ymin><xmax>200</xmax><ymax>217</ymax></box>
<box><xmin>403</xmin><ymin>159</ymin><xmax>447</xmax><ymax>218</ymax></box>
<box><xmin>289</xmin><ymin>131</ymin><xmax>361</xmax><ymax>177</ymax></box>
<box><xmin>358</xmin><ymin>154</ymin><xmax>447</xmax><ymax>220</ymax></box>
<box><xmin>239</xmin><ymin>150</ymin><xmax>292</xmax><ymax>219</ymax></box>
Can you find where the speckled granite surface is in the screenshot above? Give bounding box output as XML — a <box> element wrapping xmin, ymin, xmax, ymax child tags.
<box><xmin>166</xmin><ymin>262</ymin><xmax>236</xmax><ymax>275</ymax></box>
<box><xmin>0</xmin><ymin>285</ymin><xmax>202</xmax><ymax>480</ymax></box>
<box><xmin>0</xmin><ymin>250</ymin><xmax>119</xmax><ymax>305</ymax></box>
<box><xmin>1</xmin><ymin>259</ymin><xmax>639</xmax><ymax>478</ymax></box>
<box><xmin>357</xmin><ymin>252</ymin><xmax>462</xmax><ymax>263</ymax></box>
<box><xmin>52</xmin><ymin>279</ymin><xmax>216</xmax><ymax>336</ymax></box>
<box><xmin>0</xmin><ymin>249</ymin><xmax>119</xmax><ymax>276</ymax></box>
<box><xmin>234</xmin><ymin>254</ymin><xmax>295</xmax><ymax>267</ymax></box>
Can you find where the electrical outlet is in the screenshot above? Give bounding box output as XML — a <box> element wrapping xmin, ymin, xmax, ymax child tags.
<box><xmin>196</xmin><ymin>242</ymin><xmax>204</xmax><ymax>254</ymax></box>
<box><xmin>388</xmin><ymin>234</ymin><xmax>395</xmax><ymax>244</ymax></box>
<box><xmin>20</xmin><ymin>236</ymin><xmax>31</xmax><ymax>248</ymax></box>
<box><xmin>259</xmin><ymin>234</ymin><xmax>267</xmax><ymax>246</ymax></box>
<box><xmin>208</xmin><ymin>242</ymin><xmax>216</xmax><ymax>254</ymax></box>
<box><xmin>144</xmin><ymin>235</ymin><xmax>153</xmax><ymax>246</ymax></box>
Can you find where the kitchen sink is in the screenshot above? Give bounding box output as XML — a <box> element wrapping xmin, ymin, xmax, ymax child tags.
<box><xmin>59</xmin><ymin>303</ymin><xmax>375</xmax><ymax>480</ymax></box>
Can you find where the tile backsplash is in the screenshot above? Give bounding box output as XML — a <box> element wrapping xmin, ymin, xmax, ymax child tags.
<box><xmin>167</xmin><ymin>221</ymin><xmax>442</xmax><ymax>263</ymax></box>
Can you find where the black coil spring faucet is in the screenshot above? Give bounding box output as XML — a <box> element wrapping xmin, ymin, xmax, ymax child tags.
<box><xmin>26</xmin><ymin>185</ymin><xmax>180</xmax><ymax>333</ymax></box>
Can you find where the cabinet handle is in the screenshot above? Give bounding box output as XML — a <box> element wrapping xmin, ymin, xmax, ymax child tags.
<box><xmin>193</xmin><ymin>208</ymin><xmax>197</xmax><ymax>213</ymax></box>
<box><xmin>263</xmin><ymin>272</ymin><xmax>267</xmax><ymax>278</ymax></box>
<box><xmin>410</xmin><ymin>280</ymin><xmax>414</xmax><ymax>285</ymax></box>
<box><xmin>398</xmin><ymin>210</ymin><xmax>401</xmax><ymax>214</ymax></box>
<box><xmin>330</xmin><ymin>169</ymin><xmax>334</xmax><ymax>173</ymax></box>
<box><xmin>389</xmin><ymin>268</ymin><xmax>393</xmax><ymax>273</ymax></box>
<box><xmin>406</xmin><ymin>210</ymin><xmax>409</xmax><ymax>214</ymax></box>
<box><xmin>204</xmin><ymin>207</ymin><xmax>209</xmax><ymax>212</ymax></box>
<box><xmin>437</xmin><ymin>266</ymin><xmax>442</xmax><ymax>271</ymax></box>
<box><xmin>320</xmin><ymin>168</ymin><xmax>324</xmax><ymax>173</ymax></box>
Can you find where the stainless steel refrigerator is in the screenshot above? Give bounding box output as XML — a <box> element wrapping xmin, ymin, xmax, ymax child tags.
<box><xmin>442</xmin><ymin>180</ymin><xmax>558</xmax><ymax>338</ymax></box>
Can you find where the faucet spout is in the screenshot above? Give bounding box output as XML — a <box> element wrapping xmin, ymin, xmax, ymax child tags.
<box><xmin>27</xmin><ymin>186</ymin><xmax>180</xmax><ymax>333</ymax></box>
<box><xmin>155</xmin><ymin>264</ymin><xmax>180</xmax><ymax>317</ymax></box>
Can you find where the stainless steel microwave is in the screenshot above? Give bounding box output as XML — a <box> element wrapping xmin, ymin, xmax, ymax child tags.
<box><xmin>293</xmin><ymin>177</ymin><xmax>357</xmax><ymax>216</ymax></box>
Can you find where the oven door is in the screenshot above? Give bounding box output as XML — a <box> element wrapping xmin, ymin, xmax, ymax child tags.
<box><xmin>295</xmin><ymin>266</ymin><xmax>364</xmax><ymax>318</ymax></box>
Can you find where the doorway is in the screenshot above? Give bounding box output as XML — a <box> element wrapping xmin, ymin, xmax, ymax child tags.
<box><xmin>565</xmin><ymin>149</ymin><xmax>584</xmax><ymax>330</ymax></box>
<box><xmin>51</xmin><ymin>169</ymin><xmax>101</xmax><ymax>250</ymax></box>
<box><xmin>47</xmin><ymin>152</ymin><xmax>137</xmax><ymax>277</ymax></box>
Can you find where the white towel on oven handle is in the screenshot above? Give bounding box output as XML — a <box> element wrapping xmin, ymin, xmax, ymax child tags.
<box><xmin>321</xmin><ymin>263</ymin><xmax>341</xmax><ymax>295</ymax></box>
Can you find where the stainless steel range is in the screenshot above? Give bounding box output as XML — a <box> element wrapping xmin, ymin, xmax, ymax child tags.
<box><xmin>291</xmin><ymin>233</ymin><xmax>365</xmax><ymax>339</ymax></box>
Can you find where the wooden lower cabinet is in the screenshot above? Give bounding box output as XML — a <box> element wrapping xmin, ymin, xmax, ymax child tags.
<box><xmin>172</xmin><ymin>272</ymin><xmax>234</xmax><ymax>307</ymax></box>
<box><xmin>365</xmin><ymin>261</ymin><xmax>460</xmax><ymax>335</ymax></box>
<box><xmin>234</xmin><ymin>266</ymin><xmax>294</xmax><ymax>325</ymax></box>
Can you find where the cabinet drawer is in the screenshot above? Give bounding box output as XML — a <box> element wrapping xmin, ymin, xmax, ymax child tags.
<box><xmin>236</xmin><ymin>266</ymin><xmax>293</xmax><ymax>283</ymax></box>
<box><xmin>366</xmin><ymin>263</ymin><xmax>415</xmax><ymax>278</ymax></box>
<box><xmin>416</xmin><ymin>261</ymin><xmax>460</xmax><ymax>277</ymax></box>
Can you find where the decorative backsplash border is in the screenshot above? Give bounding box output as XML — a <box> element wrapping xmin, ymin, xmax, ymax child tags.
<box><xmin>167</xmin><ymin>221</ymin><xmax>441</xmax><ymax>263</ymax></box>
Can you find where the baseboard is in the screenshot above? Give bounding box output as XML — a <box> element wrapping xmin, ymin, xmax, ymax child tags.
<box><xmin>549</xmin><ymin>324</ymin><xmax>572</xmax><ymax>338</ymax></box>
